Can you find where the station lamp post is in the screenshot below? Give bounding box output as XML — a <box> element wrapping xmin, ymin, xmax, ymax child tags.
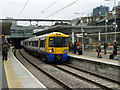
<box><xmin>81</xmin><ymin>28</ymin><xmax>84</xmax><ymax>54</ymax></box>
<box><xmin>105</xmin><ymin>12</ymin><xmax>108</xmax><ymax>43</ymax></box>
<box><xmin>74</xmin><ymin>12</ymin><xmax>85</xmax><ymax>54</ymax></box>
<box><xmin>105</xmin><ymin>0</ymin><xmax>117</xmax><ymax>42</ymax></box>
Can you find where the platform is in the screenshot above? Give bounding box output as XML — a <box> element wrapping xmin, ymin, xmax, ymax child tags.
<box><xmin>68</xmin><ymin>51</ymin><xmax>119</xmax><ymax>66</ymax></box>
<box><xmin>4</xmin><ymin>48</ymin><xmax>47</xmax><ymax>88</ymax></box>
<box><xmin>68</xmin><ymin>51</ymin><xmax>120</xmax><ymax>80</ymax></box>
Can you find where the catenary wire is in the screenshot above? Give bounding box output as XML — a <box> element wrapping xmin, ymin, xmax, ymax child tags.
<box><xmin>35</xmin><ymin>0</ymin><xmax>59</xmax><ymax>18</ymax></box>
<box><xmin>45</xmin><ymin>0</ymin><xmax>79</xmax><ymax>18</ymax></box>
<box><xmin>18</xmin><ymin>0</ymin><xmax>30</xmax><ymax>18</ymax></box>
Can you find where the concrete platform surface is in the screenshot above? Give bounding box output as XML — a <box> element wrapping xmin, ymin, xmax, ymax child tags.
<box><xmin>4</xmin><ymin>48</ymin><xmax>47</xmax><ymax>89</ymax></box>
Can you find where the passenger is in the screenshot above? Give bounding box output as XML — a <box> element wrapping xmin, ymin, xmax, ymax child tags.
<box><xmin>113</xmin><ymin>41</ymin><xmax>118</xmax><ymax>60</ymax></box>
<box><xmin>76</xmin><ymin>41</ymin><xmax>82</xmax><ymax>55</ymax></box>
<box><xmin>73</xmin><ymin>41</ymin><xmax>77</xmax><ymax>54</ymax></box>
<box><xmin>2</xmin><ymin>41</ymin><xmax>9</xmax><ymax>61</ymax></box>
<box><xmin>70</xmin><ymin>43</ymin><xmax>74</xmax><ymax>53</ymax></box>
<box><xmin>104</xmin><ymin>42</ymin><xmax>108</xmax><ymax>54</ymax></box>
<box><xmin>96</xmin><ymin>42</ymin><xmax>102</xmax><ymax>58</ymax></box>
<box><xmin>69</xmin><ymin>41</ymin><xmax>73</xmax><ymax>53</ymax></box>
<box><xmin>76</xmin><ymin>41</ymin><xmax>80</xmax><ymax>50</ymax></box>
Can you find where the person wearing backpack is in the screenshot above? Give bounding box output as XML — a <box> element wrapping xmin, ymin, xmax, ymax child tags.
<box><xmin>2</xmin><ymin>41</ymin><xmax>9</xmax><ymax>61</ymax></box>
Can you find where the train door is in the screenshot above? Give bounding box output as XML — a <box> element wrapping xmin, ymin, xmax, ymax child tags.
<box><xmin>48</xmin><ymin>37</ymin><xmax>55</xmax><ymax>53</ymax></box>
<box><xmin>54</xmin><ymin>37</ymin><xmax>62</xmax><ymax>54</ymax></box>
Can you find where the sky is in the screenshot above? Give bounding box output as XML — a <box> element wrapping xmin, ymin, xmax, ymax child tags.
<box><xmin>0</xmin><ymin>0</ymin><xmax>120</xmax><ymax>25</ymax></box>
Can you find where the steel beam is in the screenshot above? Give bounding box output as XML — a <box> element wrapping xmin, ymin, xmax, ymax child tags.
<box><xmin>1</xmin><ymin>19</ymin><xmax>71</xmax><ymax>22</ymax></box>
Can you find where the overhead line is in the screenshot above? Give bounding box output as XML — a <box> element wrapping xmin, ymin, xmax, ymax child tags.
<box><xmin>18</xmin><ymin>0</ymin><xmax>30</xmax><ymax>18</ymax></box>
<box><xmin>35</xmin><ymin>0</ymin><xmax>59</xmax><ymax>18</ymax></box>
<box><xmin>46</xmin><ymin>0</ymin><xmax>79</xmax><ymax>18</ymax></box>
<box><xmin>43</xmin><ymin>0</ymin><xmax>59</xmax><ymax>13</ymax></box>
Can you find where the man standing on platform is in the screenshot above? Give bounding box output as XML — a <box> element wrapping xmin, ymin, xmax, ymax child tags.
<box><xmin>2</xmin><ymin>41</ymin><xmax>9</xmax><ymax>61</ymax></box>
<box><xmin>113</xmin><ymin>41</ymin><xmax>118</xmax><ymax>60</ymax></box>
<box><xmin>104</xmin><ymin>42</ymin><xmax>108</xmax><ymax>54</ymax></box>
<box><xmin>96</xmin><ymin>41</ymin><xmax>102</xmax><ymax>58</ymax></box>
<box><xmin>73</xmin><ymin>41</ymin><xmax>77</xmax><ymax>54</ymax></box>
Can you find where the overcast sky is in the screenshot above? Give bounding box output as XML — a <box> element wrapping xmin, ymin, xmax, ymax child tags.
<box><xmin>0</xmin><ymin>0</ymin><xmax>119</xmax><ymax>25</ymax></box>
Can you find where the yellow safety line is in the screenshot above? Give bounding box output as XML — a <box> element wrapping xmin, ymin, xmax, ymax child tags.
<box><xmin>4</xmin><ymin>61</ymin><xmax>11</xmax><ymax>89</ymax></box>
<box><xmin>4</xmin><ymin>57</ymin><xmax>23</xmax><ymax>88</ymax></box>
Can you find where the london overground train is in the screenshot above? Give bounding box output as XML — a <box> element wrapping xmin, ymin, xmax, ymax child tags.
<box><xmin>21</xmin><ymin>32</ymin><xmax>69</xmax><ymax>62</ymax></box>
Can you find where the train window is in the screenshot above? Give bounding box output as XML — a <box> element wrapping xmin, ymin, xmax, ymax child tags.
<box><xmin>29</xmin><ymin>41</ymin><xmax>31</xmax><ymax>46</ymax></box>
<box><xmin>40</xmin><ymin>40</ymin><xmax>43</xmax><ymax>47</ymax></box>
<box><xmin>34</xmin><ymin>41</ymin><xmax>38</xmax><ymax>47</ymax></box>
<box><xmin>49</xmin><ymin>37</ymin><xmax>68</xmax><ymax>47</ymax></box>
<box><xmin>40</xmin><ymin>40</ymin><xmax>45</xmax><ymax>47</ymax></box>
<box><xmin>32</xmin><ymin>41</ymin><xmax>38</xmax><ymax>47</ymax></box>
<box><xmin>62</xmin><ymin>37</ymin><xmax>68</xmax><ymax>47</ymax></box>
<box><xmin>49</xmin><ymin>37</ymin><xmax>55</xmax><ymax>47</ymax></box>
<box><xmin>43</xmin><ymin>40</ymin><xmax>45</xmax><ymax>47</ymax></box>
<box><xmin>55</xmin><ymin>37</ymin><xmax>62</xmax><ymax>47</ymax></box>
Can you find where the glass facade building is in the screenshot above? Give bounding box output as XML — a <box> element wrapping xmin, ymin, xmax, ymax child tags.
<box><xmin>93</xmin><ymin>6</ymin><xmax>110</xmax><ymax>16</ymax></box>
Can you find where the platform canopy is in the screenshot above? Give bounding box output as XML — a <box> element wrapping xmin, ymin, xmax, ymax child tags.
<box><xmin>33</xmin><ymin>25</ymin><xmax>113</xmax><ymax>36</ymax></box>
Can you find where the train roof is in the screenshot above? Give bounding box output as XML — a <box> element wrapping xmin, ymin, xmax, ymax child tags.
<box><xmin>47</xmin><ymin>32</ymin><xmax>68</xmax><ymax>37</ymax></box>
<box><xmin>24</xmin><ymin>32</ymin><xmax>68</xmax><ymax>41</ymax></box>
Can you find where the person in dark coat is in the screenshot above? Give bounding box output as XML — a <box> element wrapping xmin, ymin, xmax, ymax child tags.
<box><xmin>96</xmin><ymin>42</ymin><xmax>102</xmax><ymax>58</ymax></box>
<box><xmin>73</xmin><ymin>41</ymin><xmax>77</xmax><ymax>54</ymax></box>
<box><xmin>2</xmin><ymin>41</ymin><xmax>9</xmax><ymax>61</ymax></box>
<box><xmin>113</xmin><ymin>41</ymin><xmax>118</xmax><ymax>60</ymax></box>
<box><xmin>70</xmin><ymin>42</ymin><xmax>74</xmax><ymax>53</ymax></box>
<box><xmin>104</xmin><ymin>42</ymin><xmax>108</xmax><ymax>54</ymax></box>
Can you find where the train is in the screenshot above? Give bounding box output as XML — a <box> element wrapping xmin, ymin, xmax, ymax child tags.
<box><xmin>21</xmin><ymin>32</ymin><xmax>69</xmax><ymax>62</ymax></box>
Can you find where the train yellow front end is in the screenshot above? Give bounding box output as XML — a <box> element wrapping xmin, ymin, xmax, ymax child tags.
<box><xmin>45</xmin><ymin>32</ymin><xmax>69</xmax><ymax>62</ymax></box>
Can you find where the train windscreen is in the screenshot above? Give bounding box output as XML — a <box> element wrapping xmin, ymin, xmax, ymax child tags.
<box><xmin>49</xmin><ymin>37</ymin><xmax>67</xmax><ymax>47</ymax></box>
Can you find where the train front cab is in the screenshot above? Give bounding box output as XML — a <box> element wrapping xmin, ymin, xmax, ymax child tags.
<box><xmin>45</xmin><ymin>33</ymin><xmax>69</xmax><ymax>62</ymax></box>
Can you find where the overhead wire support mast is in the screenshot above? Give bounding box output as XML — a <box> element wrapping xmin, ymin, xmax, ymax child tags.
<box><xmin>35</xmin><ymin>0</ymin><xmax>59</xmax><ymax>18</ymax></box>
<box><xmin>18</xmin><ymin>0</ymin><xmax>30</xmax><ymax>18</ymax></box>
<box><xmin>46</xmin><ymin>0</ymin><xmax>79</xmax><ymax>18</ymax></box>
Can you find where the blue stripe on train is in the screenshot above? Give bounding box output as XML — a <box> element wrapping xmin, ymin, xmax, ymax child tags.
<box><xmin>41</xmin><ymin>51</ymin><xmax>68</xmax><ymax>62</ymax></box>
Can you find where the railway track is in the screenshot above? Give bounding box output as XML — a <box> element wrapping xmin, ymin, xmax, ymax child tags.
<box><xmin>14</xmin><ymin>49</ymin><xmax>119</xmax><ymax>89</ymax></box>
<box><xmin>53</xmin><ymin>64</ymin><xmax>119</xmax><ymax>89</ymax></box>
<box><xmin>14</xmin><ymin>49</ymin><xmax>71</xmax><ymax>90</ymax></box>
<box><xmin>63</xmin><ymin>63</ymin><xmax>120</xmax><ymax>84</ymax></box>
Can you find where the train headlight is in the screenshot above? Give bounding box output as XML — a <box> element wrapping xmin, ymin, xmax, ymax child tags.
<box><xmin>63</xmin><ymin>49</ymin><xmax>67</xmax><ymax>52</ymax></box>
<box><xmin>49</xmin><ymin>49</ymin><xmax>53</xmax><ymax>52</ymax></box>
